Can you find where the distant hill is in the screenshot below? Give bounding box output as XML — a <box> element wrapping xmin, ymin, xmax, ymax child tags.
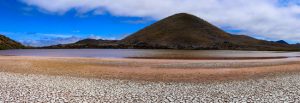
<box><xmin>0</xmin><ymin>34</ymin><xmax>24</xmax><ymax>50</ymax></box>
<box><xmin>291</xmin><ymin>43</ymin><xmax>300</xmax><ymax>48</ymax></box>
<box><xmin>43</xmin><ymin>39</ymin><xmax>119</xmax><ymax>49</ymax></box>
<box><xmin>44</xmin><ymin>13</ymin><xmax>300</xmax><ymax>51</ymax></box>
<box><xmin>275</xmin><ymin>40</ymin><xmax>289</xmax><ymax>45</ymax></box>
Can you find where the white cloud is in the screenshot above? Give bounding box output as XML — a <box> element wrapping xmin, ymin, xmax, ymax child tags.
<box><xmin>21</xmin><ymin>0</ymin><xmax>300</xmax><ymax>42</ymax></box>
<box><xmin>21</xmin><ymin>36</ymin><xmax>82</xmax><ymax>47</ymax></box>
<box><xmin>87</xmin><ymin>34</ymin><xmax>102</xmax><ymax>40</ymax></box>
<box><xmin>20</xmin><ymin>33</ymin><xmax>121</xmax><ymax>47</ymax></box>
<box><xmin>1</xmin><ymin>32</ymin><xmax>121</xmax><ymax>47</ymax></box>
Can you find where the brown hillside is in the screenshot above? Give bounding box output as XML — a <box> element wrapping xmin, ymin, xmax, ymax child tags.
<box><xmin>0</xmin><ymin>34</ymin><xmax>24</xmax><ymax>50</ymax></box>
<box><xmin>44</xmin><ymin>13</ymin><xmax>299</xmax><ymax>51</ymax></box>
<box><xmin>121</xmin><ymin>13</ymin><xmax>296</xmax><ymax>50</ymax></box>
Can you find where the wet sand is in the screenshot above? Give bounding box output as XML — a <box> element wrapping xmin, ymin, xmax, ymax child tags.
<box><xmin>0</xmin><ymin>56</ymin><xmax>300</xmax><ymax>82</ymax></box>
<box><xmin>127</xmin><ymin>56</ymin><xmax>289</xmax><ymax>60</ymax></box>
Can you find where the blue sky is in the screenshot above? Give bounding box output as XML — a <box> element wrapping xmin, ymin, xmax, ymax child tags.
<box><xmin>0</xmin><ymin>0</ymin><xmax>154</xmax><ymax>46</ymax></box>
<box><xmin>1</xmin><ymin>0</ymin><xmax>300</xmax><ymax>46</ymax></box>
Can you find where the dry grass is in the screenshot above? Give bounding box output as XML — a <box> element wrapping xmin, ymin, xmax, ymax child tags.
<box><xmin>0</xmin><ymin>56</ymin><xmax>300</xmax><ymax>82</ymax></box>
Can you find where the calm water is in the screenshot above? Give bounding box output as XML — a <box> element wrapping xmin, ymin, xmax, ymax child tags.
<box><xmin>0</xmin><ymin>49</ymin><xmax>299</xmax><ymax>59</ymax></box>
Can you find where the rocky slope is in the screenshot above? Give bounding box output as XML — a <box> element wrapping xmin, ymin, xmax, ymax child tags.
<box><xmin>0</xmin><ymin>34</ymin><xmax>24</xmax><ymax>50</ymax></box>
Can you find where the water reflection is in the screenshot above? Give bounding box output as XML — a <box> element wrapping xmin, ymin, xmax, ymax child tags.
<box><xmin>0</xmin><ymin>49</ymin><xmax>299</xmax><ymax>59</ymax></box>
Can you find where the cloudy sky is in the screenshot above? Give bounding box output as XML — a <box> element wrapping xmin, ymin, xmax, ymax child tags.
<box><xmin>1</xmin><ymin>0</ymin><xmax>300</xmax><ymax>46</ymax></box>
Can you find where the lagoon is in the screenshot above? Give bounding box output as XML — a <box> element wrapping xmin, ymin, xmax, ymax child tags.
<box><xmin>0</xmin><ymin>49</ymin><xmax>299</xmax><ymax>59</ymax></box>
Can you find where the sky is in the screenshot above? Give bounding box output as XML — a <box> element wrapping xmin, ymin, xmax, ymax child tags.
<box><xmin>1</xmin><ymin>0</ymin><xmax>300</xmax><ymax>46</ymax></box>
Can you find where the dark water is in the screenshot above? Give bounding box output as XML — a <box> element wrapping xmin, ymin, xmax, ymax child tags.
<box><xmin>0</xmin><ymin>49</ymin><xmax>299</xmax><ymax>59</ymax></box>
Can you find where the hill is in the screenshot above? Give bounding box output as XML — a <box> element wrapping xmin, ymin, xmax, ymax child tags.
<box><xmin>0</xmin><ymin>34</ymin><xmax>25</xmax><ymax>50</ymax></box>
<box><xmin>121</xmin><ymin>13</ymin><xmax>231</xmax><ymax>49</ymax></box>
<box><xmin>43</xmin><ymin>39</ymin><xmax>119</xmax><ymax>49</ymax></box>
<box><xmin>44</xmin><ymin>13</ymin><xmax>299</xmax><ymax>51</ymax></box>
<box><xmin>292</xmin><ymin>43</ymin><xmax>300</xmax><ymax>48</ymax></box>
<box><xmin>275</xmin><ymin>40</ymin><xmax>289</xmax><ymax>45</ymax></box>
<box><xmin>120</xmin><ymin>13</ymin><xmax>296</xmax><ymax>50</ymax></box>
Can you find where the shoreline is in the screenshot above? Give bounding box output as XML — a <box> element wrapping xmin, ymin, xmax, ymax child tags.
<box><xmin>126</xmin><ymin>56</ymin><xmax>290</xmax><ymax>60</ymax></box>
<box><xmin>0</xmin><ymin>56</ymin><xmax>300</xmax><ymax>82</ymax></box>
<box><xmin>0</xmin><ymin>54</ymin><xmax>296</xmax><ymax>60</ymax></box>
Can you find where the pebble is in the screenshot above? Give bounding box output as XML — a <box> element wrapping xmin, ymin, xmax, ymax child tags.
<box><xmin>0</xmin><ymin>72</ymin><xmax>299</xmax><ymax>102</ymax></box>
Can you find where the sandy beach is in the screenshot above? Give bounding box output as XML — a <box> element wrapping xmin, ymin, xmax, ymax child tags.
<box><xmin>1</xmin><ymin>56</ymin><xmax>300</xmax><ymax>102</ymax></box>
<box><xmin>0</xmin><ymin>56</ymin><xmax>300</xmax><ymax>82</ymax></box>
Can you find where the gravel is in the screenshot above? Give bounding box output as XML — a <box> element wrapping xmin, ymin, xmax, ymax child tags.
<box><xmin>0</xmin><ymin>72</ymin><xmax>300</xmax><ymax>102</ymax></box>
